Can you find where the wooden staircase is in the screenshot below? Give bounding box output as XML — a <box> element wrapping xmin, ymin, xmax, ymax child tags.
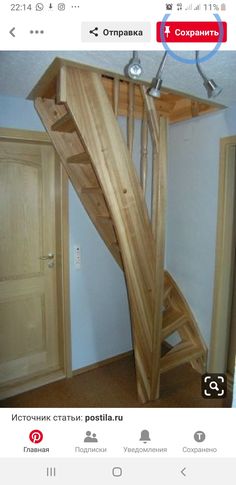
<box><xmin>29</xmin><ymin>58</ymin><xmax>207</xmax><ymax>403</ymax></box>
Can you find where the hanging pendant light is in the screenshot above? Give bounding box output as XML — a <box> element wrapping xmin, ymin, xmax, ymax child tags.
<box><xmin>195</xmin><ymin>51</ymin><xmax>222</xmax><ymax>98</ymax></box>
<box><xmin>124</xmin><ymin>51</ymin><xmax>143</xmax><ymax>80</ymax></box>
<box><xmin>148</xmin><ymin>51</ymin><xmax>168</xmax><ymax>98</ymax></box>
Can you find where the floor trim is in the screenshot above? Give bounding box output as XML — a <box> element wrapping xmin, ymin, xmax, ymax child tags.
<box><xmin>72</xmin><ymin>342</ymin><xmax>173</xmax><ymax>377</ymax></box>
<box><xmin>72</xmin><ymin>351</ymin><xmax>134</xmax><ymax>376</ymax></box>
<box><xmin>0</xmin><ymin>370</ymin><xmax>65</xmax><ymax>401</ymax></box>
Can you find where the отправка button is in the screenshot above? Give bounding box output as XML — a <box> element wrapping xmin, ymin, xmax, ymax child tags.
<box><xmin>82</xmin><ymin>22</ymin><xmax>150</xmax><ymax>42</ymax></box>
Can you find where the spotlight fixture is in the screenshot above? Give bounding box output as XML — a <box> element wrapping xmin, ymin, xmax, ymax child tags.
<box><xmin>195</xmin><ymin>51</ymin><xmax>222</xmax><ymax>99</ymax></box>
<box><xmin>124</xmin><ymin>51</ymin><xmax>143</xmax><ymax>80</ymax></box>
<box><xmin>148</xmin><ymin>51</ymin><xmax>168</xmax><ymax>98</ymax></box>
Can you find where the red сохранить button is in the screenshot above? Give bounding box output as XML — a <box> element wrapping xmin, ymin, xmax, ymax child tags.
<box><xmin>156</xmin><ymin>21</ymin><xmax>227</xmax><ymax>42</ymax></box>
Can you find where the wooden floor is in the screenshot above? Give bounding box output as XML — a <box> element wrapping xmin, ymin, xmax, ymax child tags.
<box><xmin>0</xmin><ymin>355</ymin><xmax>231</xmax><ymax>408</ymax></box>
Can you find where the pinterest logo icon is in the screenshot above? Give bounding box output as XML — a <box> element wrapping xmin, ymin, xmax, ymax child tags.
<box><xmin>29</xmin><ymin>430</ymin><xmax>43</xmax><ymax>444</ymax></box>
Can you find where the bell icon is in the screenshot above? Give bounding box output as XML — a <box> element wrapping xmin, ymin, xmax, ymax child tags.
<box><xmin>139</xmin><ymin>429</ymin><xmax>151</xmax><ymax>443</ymax></box>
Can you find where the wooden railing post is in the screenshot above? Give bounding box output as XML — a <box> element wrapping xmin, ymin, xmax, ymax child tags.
<box><xmin>113</xmin><ymin>78</ymin><xmax>120</xmax><ymax>118</ymax></box>
<box><xmin>140</xmin><ymin>107</ymin><xmax>148</xmax><ymax>196</ymax></box>
<box><xmin>128</xmin><ymin>83</ymin><xmax>135</xmax><ymax>155</ymax></box>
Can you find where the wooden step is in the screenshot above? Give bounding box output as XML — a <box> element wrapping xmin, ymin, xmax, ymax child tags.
<box><xmin>160</xmin><ymin>342</ymin><xmax>203</xmax><ymax>374</ymax></box>
<box><xmin>67</xmin><ymin>153</ymin><xmax>91</xmax><ymax>164</ymax></box>
<box><xmin>51</xmin><ymin>112</ymin><xmax>75</xmax><ymax>133</ymax></box>
<box><xmin>96</xmin><ymin>215</ymin><xmax>114</xmax><ymax>225</ymax></box>
<box><xmin>161</xmin><ymin>307</ymin><xmax>187</xmax><ymax>340</ymax></box>
<box><xmin>81</xmin><ymin>186</ymin><xmax>103</xmax><ymax>194</ymax></box>
<box><xmin>163</xmin><ymin>285</ymin><xmax>172</xmax><ymax>301</ymax></box>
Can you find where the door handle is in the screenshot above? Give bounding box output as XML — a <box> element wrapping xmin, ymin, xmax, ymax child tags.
<box><xmin>39</xmin><ymin>253</ymin><xmax>54</xmax><ymax>260</ymax></box>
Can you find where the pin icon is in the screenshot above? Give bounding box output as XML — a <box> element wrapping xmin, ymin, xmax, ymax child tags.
<box><xmin>164</xmin><ymin>26</ymin><xmax>171</xmax><ymax>38</ymax></box>
<box><xmin>29</xmin><ymin>429</ymin><xmax>43</xmax><ymax>443</ymax></box>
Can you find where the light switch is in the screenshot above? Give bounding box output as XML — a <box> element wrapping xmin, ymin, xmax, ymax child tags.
<box><xmin>74</xmin><ymin>245</ymin><xmax>81</xmax><ymax>269</ymax></box>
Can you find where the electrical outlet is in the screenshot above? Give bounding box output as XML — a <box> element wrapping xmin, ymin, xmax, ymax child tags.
<box><xmin>74</xmin><ymin>245</ymin><xmax>81</xmax><ymax>269</ymax></box>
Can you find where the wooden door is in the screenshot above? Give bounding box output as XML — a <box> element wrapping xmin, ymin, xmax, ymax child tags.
<box><xmin>0</xmin><ymin>137</ymin><xmax>63</xmax><ymax>394</ymax></box>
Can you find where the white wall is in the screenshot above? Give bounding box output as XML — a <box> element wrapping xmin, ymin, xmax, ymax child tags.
<box><xmin>167</xmin><ymin>103</ymin><xmax>236</xmax><ymax>347</ymax></box>
<box><xmin>0</xmin><ymin>95</ymin><xmax>132</xmax><ymax>370</ymax></box>
<box><xmin>0</xmin><ymin>95</ymin><xmax>44</xmax><ymax>130</ymax></box>
<box><xmin>69</xmin><ymin>185</ymin><xmax>132</xmax><ymax>369</ymax></box>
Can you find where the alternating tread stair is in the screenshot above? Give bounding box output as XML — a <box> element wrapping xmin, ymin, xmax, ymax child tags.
<box><xmin>29</xmin><ymin>58</ymin><xmax>207</xmax><ymax>403</ymax></box>
<box><xmin>161</xmin><ymin>272</ymin><xmax>207</xmax><ymax>374</ymax></box>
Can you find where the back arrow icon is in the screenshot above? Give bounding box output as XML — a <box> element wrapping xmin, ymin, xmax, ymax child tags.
<box><xmin>10</xmin><ymin>27</ymin><xmax>16</xmax><ymax>37</ymax></box>
<box><xmin>181</xmin><ymin>468</ymin><xmax>186</xmax><ymax>477</ymax></box>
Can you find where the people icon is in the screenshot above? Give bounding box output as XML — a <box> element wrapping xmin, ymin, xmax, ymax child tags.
<box><xmin>84</xmin><ymin>431</ymin><xmax>98</xmax><ymax>443</ymax></box>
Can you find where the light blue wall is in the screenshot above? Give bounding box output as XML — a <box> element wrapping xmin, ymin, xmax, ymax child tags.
<box><xmin>0</xmin><ymin>95</ymin><xmax>132</xmax><ymax>370</ymax></box>
<box><xmin>69</xmin><ymin>185</ymin><xmax>132</xmax><ymax>369</ymax></box>
<box><xmin>0</xmin><ymin>95</ymin><xmax>44</xmax><ymax>130</ymax></box>
<box><xmin>167</xmin><ymin>103</ymin><xmax>236</xmax><ymax>347</ymax></box>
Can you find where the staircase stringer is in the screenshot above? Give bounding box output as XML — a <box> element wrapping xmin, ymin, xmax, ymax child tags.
<box><xmin>63</xmin><ymin>67</ymin><xmax>159</xmax><ymax>403</ymax></box>
<box><xmin>141</xmin><ymin>86</ymin><xmax>168</xmax><ymax>400</ymax></box>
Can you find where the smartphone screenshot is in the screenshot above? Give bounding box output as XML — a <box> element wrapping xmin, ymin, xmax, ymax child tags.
<box><xmin>0</xmin><ymin>1</ymin><xmax>235</xmax><ymax>483</ymax></box>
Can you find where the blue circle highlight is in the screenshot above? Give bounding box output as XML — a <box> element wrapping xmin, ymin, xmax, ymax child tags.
<box><xmin>159</xmin><ymin>13</ymin><xmax>224</xmax><ymax>64</ymax></box>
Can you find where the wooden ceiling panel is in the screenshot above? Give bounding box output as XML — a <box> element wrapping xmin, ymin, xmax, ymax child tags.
<box><xmin>28</xmin><ymin>57</ymin><xmax>224</xmax><ymax>124</ymax></box>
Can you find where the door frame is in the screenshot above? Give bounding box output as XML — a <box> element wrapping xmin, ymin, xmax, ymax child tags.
<box><xmin>0</xmin><ymin>127</ymin><xmax>72</xmax><ymax>397</ymax></box>
<box><xmin>209</xmin><ymin>135</ymin><xmax>236</xmax><ymax>389</ymax></box>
